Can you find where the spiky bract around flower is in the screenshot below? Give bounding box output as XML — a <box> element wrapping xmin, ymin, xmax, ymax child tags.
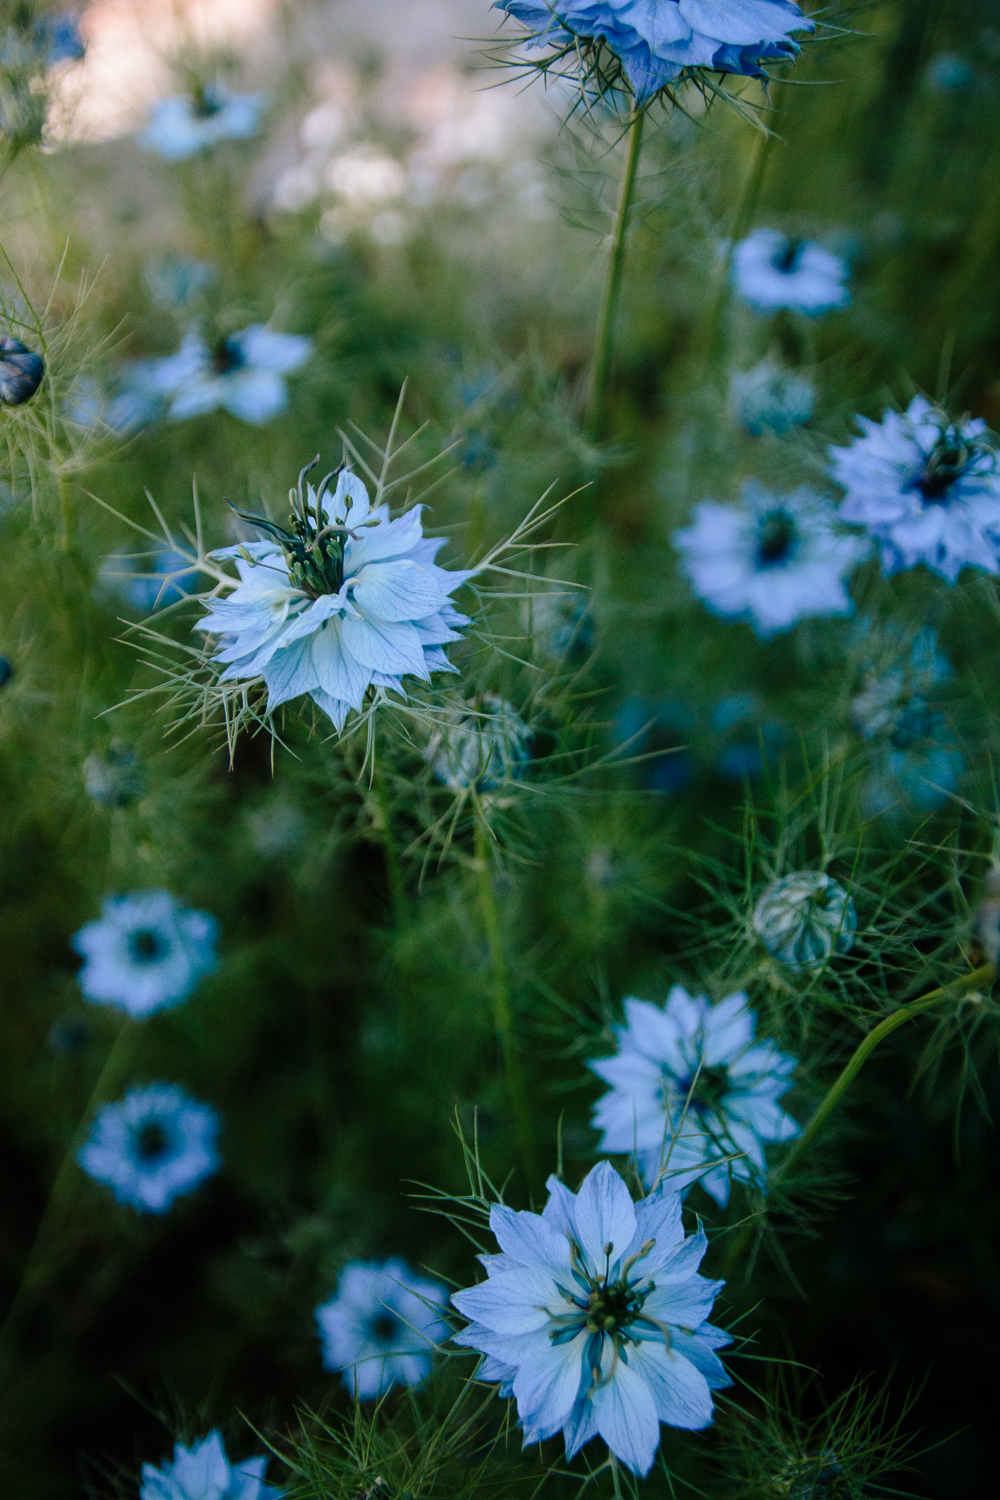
<box><xmin>829</xmin><ymin>396</ymin><xmax>1000</xmax><ymax>581</ymax></box>
<box><xmin>674</xmin><ymin>482</ymin><xmax>866</xmax><ymax>638</ymax></box>
<box><xmin>316</xmin><ymin>1258</ymin><xmax>448</xmax><ymax>1400</ymax></box>
<box><xmin>732</xmin><ymin>230</ymin><xmax>850</xmax><ymax>317</ymax></box>
<box><xmin>493</xmin><ymin>2</ymin><xmax>814</xmax><ymax>106</ymax></box>
<box><xmin>753</xmin><ymin>872</ymin><xmax>857</xmax><ymax>969</ymax></box>
<box><xmin>140</xmin><ymin>85</ymin><xmax>265</xmax><ymax>161</ymax></box>
<box><xmin>77</xmin><ymin>1084</ymin><xmax>220</xmax><ymax>1213</ymax></box>
<box><xmin>424</xmin><ymin>693</ymin><xmax>532</xmax><ymax>788</ymax></box>
<box><xmin>590</xmin><ymin>989</ymin><xmax>799</xmax><ymax>1204</ymax></box>
<box><xmin>452</xmin><ymin>1160</ymin><xmax>731</xmax><ymax>1476</ymax></box>
<box><xmin>141</xmin><ymin>1430</ymin><xmax>282</xmax><ymax>1500</ymax></box>
<box><xmin>195</xmin><ymin>463</ymin><xmax>476</xmax><ymax>732</ymax></box>
<box><xmin>72</xmin><ymin>891</ymin><xmax>218</xmax><ymax>1018</ymax></box>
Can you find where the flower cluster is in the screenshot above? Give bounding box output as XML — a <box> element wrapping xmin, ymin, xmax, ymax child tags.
<box><xmin>590</xmin><ymin>988</ymin><xmax>800</xmax><ymax>1204</ymax></box>
<box><xmin>452</xmin><ymin>1160</ymin><xmax>731</xmax><ymax>1475</ymax></box>
<box><xmin>316</xmin><ymin>1259</ymin><xmax>448</xmax><ymax>1399</ymax></box>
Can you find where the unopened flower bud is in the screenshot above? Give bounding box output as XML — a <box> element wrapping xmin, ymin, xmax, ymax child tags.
<box><xmin>0</xmin><ymin>335</ymin><xmax>44</xmax><ymax>405</ymax></box>
<box><xmin>753</xmin><ymin>871</ymin><xmax>857</xmax><ymax>969</ymax></box>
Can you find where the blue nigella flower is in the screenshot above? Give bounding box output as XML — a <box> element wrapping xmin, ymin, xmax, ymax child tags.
<box><xmin>732</xmin><ymin>229</ymin><xmax>850</xmax><ymax>316</ymax></box>
<box><xmin>316</xmin><ymin>1258</ymin><xmax>448</xmax><ymax>1400</ymax></box>
<box><xmin>452</xmin><ymin>1160</ymin><xmax>731</xmax><ymax>1476</ymax></box>
<box><xmin>494</xmin><ymin>2</ymin><xmax>815</xmax><ymax>104</ymax></box>
<box><xmin>140</xmin><ymin>84</ymin><xmax>265</xmax><ymax>161</ymax></box>
<box><xmin>141</xmin><ymin>1430</ymin><xmax>281</xmax><ymax>1500</ymax></box>
<box><xmin>72</xmin><ymin>890</ymin><xmax>218</xmax><ymax>1019</ymax></box>
<box><xmin>674</xmin><ymin>481</ymin><xmax>867</xmax><ymax>638</ymax></box>
<box><xmin>829</xmin><ymin>396</ymin><xmax>1000</xmax><ymax>582</ymax></box>
<box><xmin>729</xmin><ymin>357</ymin><xmax>816</xmax><ymax>435</ymax></box>
<box><xmin>41</xmin><ymin>11</ymin><xmax>86</xmax><ymax>66</ymax></box>
<box><xmin>590</xmin><ymin>988</ymin><xmax>800</xmax><ymax>1205</ymax></box>
<box><xmin>77</xmin><ymin>1084</ymin><xmax>220</xmax><ymax>1213</ymax></box>
<box><xmin>145</xmin><ymin>324</ymin><xmax>312</xmax><ymax>425</ymax></box>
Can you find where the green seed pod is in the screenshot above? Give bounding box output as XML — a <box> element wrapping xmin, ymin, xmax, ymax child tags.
<box><xmin>753</xmin><ymin>871</ymin><xmax>856</xmax><ymax>969</ymax></box>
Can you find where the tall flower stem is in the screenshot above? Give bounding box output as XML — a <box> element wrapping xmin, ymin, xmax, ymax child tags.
<box><xmin>474</xmin><ymin>819</ymin><xmax>539</xmax><ymax>1196</ymax></box>
<box><xmin>702</xmin><ymin>118</ymin><xmax>777</xmax><ymax>376</ymax></box>
<box><xmin>370</xmin><ymin>758</ymin><xmax>407</xmax><ymax>926</ymax></box>
<box><xmin>723</xmin><ymin>963</ymin><xmax>994</xmax><ymax>1274</ymax></box>
<box><xmin>584</xmin><ymin>109</ymin><xmax>645</xmax><ymax>444</ymax></box>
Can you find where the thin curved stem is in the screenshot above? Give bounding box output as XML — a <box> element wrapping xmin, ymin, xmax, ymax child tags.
<box><xmin>584</xmin><ymin>110</ymin><xmax>645</xmax><ymax>444</ymax></box>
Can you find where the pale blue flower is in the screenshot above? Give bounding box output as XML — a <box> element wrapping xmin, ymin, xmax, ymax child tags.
<box><xmin>78</xmin><ymin>1084</ymin><xmax>220</xmax><ymax>1213</ymax></box>
<box><xmin>829</xmin><ymin>396</ymin><xmax>1000</xmax><ymax>582</ymax></box>
<box><xmin>495</xmin><ymin>1</ymin><xmax>814</xmax><ymax>103</ymax></box>
<box><xmin>141</xmin><ymin>1430</ymin><xmax>281</xmax><ymax>1500</ymax></box>
<box><xmin>674</xmin><ymin>481</ymin><xmax>866</xmax><ymax>637</ymax></box>
<box><xmin>452</xmin><ymin>1160</ymin><xmax>731</xmax><ymax>1476</ymax></box>
<box><xmin>424</xmin><ymin>693</ymin><xmax>531</xmax><ymax>788</ymax></box>
<box><xmin>733</xmin><ymin>229</ymin><xmax>850</xmax><ymax>316</ymax></box>
<box><xmin>146</xmin><ymin>325</ymin><xmax>312</xmax><ymax>425</ymax></box>
<box><xmin>590</xmin><ymin>988</ymin><xmax>799</xmax><ymax>1205</ymax></box>
<box><xmin>140</xmin><ymin>85</ymin><xmax>264</xmax><ymax>161</ymax></box>
<box><xmin>316</xmin><ymin>1258</ymin><xmax>447</xmax><ymax>1400</ymax></box>
<box><xmin>197</xmin><ymin>466</ymin><xmax>475</xmax><ymax>731</ymax></box>
<box><xmin>72</xmin><ymin>890</ymin><xmax>217</xmax><ymax>1018</ymax></box>
<box><xmin>729</xmin><ymin>357</ymin><xmax>816</xmax><ymax>435</ymax></box>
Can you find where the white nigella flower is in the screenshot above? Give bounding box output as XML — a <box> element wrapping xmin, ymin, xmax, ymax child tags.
<box><xmin>828</xmin><ymin>396</ymin><xmax>1000</xmax><ymax>582</ymax></box>
<box><xmin>752</xmin><ymin>871</ymin><xmax>857</xmax><ymax>969</ymax></box>
<box><xmin>141</xmin><ymin>1430</ymin><xmax>281</xmax><ymax>1500</ymax></box>
<box><xmin>732</xmin><ymin>229</ymin><xmax>850</xmax><ymax>316</ymax></box>
<box><xmin>673</xmin><ymin>481</ymin><xmax>867</xmax><ymax>637</ymax></box>
<box><xmin>729</xmin><ymin>357</ymin><xmax>816</xmax><ymax>436</ymax></box>
<box><xmin>140</xmin><ymin>84</ymin><xmax>265</xmax><ymax>161</ymax></box>
<box><xmin>196</xmin><ymin>462</ymin><xmax>475</xmax><ymax>731</ymax></box>
<box><xmin>589</xmin><ymin>988</ymin><xmax>800</xmax><ymax>1205</ymax></box>
<box><xmin>77</xmin><ymin>1084</ymin><xmax>220</xmax><ymax>1214</ymax></box>
<box><xmin>451</xmin><ymin>1161</ymin><xmax>731</xmax><ymax>1477</ymax></box>
<box><xmin>315</xmin><ymin>1258</ymin><xmax>448</xmax><ymax>1400</ymax></box>
<box><xmin>424</xmin><ymin>693</ymin><xmax>531</xmax><ymax>788</ymax></box>
<box><xmin>72</xmin><ymin>891</ymin><xmax>218</xmax><ymax>1019</ymax></box>
<box><xmin>146</xmin><ymin>325</ymin><xmax>313</xmax><ymax>425</ymax></box>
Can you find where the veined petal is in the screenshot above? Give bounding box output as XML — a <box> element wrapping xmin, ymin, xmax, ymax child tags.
<box><xmin>451</xmin><ymin>1267</ymin><xmax>563</xmax><ymax>1335</ymax></box>
<box><xmin>261</xmin><ymin>640</ymin><xmax>318</xmax><ymax>709</ymax></box>
<box><xmin>511</xmin><ymin>1331</ymin><xmax>587</xmax><ymax>1433</ymax></box>
<box><xmin>341</xmin><ymin>615</ymin><xmax>429</xmax><ymax>679</ymax></box>
<box><xmin>573</xmin><ymin>1160</ymin><xmax>638</xmax><ymax>1269</ymax></box>
<box><xmin>310</xmin><ymin>619</ymin><xmax>370</xmax><ymax>711</ymax></box>
<box><xmin>489</xmin><ymin>1204</ymin><xmax>573</xmax><ymax>1278</ymax></box>
<box><xmin>349</xmin><ymin>559</ymin><xmax>455</xmax><ymax>622</ymax></box>
<box><xmin>627</xmin><ymin>1338</ymin><xmax>715</xmax><ymax>1431</ymax></box>
<box><xmin>588</xmin><ymin>1354</ymin><xmax>660</xmax><ymax>1476</ymax></box>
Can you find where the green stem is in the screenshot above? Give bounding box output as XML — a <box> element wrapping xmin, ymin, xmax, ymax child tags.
<box><xmin>702</xmin><ymin>120</ymin><xmax>777</xmax><ymax>377</ymax></box>
<box><xmin>474</xmin><ymin>820</ymin><xmax>539</xmax><ymax>1196</ymax></box>
<box><xmin>371</xmin><ymin>759</ymin><xmax>406</xmax><ymax>925</ymax></box>
<box><xmin>721</xmin><ymin>963</ymin><xmax>994</xmax><ymax>1274</ymax></box>
<box><xmin>58</xmin><ymin>472</ymin><xmax>76</xmax><ymax>554</ymax></box>
<box><xmin>584</xmin><ymin>110</ymin><xmax>645</xmax><ymax>444</ymax></box>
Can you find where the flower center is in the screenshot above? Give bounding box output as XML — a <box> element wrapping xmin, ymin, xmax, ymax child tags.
<box><xmin>129</xmin><ymin>928</ymin><xmax>165</xmax><ymax>964</ymax></box>
<box><xmin>135</xmin><ymin>1122</ymin><xmax>169</xmax><ymax>1161</ymax></box>
<box><xmin>191</xmin><ymin>85</ymin><xmax>224</xmax><ymax>119</ymax></box>
<box><xmin>672</xmin><ymin>1062</ymin><xmax>731</xmax><ymax>1117</ymax></box>
<box><xmin>910</xmin><ymin>425</ymin><xmax>992</xmax><ymax>503</ymax></box>
<box><xmin>371</xmin><ymin>1313</ymin><xmax>400</xmax><ymax>1343</ymax></box>
<box><xmin>583</xmin><ymin>1277</ymin><xmax>647</xmax><ymax>1335</ymax></box>
<box><xmin>756</xmin><ymin>509</ymin><xmax>798</xmax><ymax>567</ymax></box>
<box><xmin>212</xmin><ymin>337</ymin><xmax>245</xmax><ymax>376</ymax></box>
<box><xmin>773</xmin><ymin>239</ymin><xmax>804</xmax><ymax>275</ymax></box>
<box><xmin>229</xmin><ymin>459</ymin><xmax>377</xmax><ymax>599</ymax></box>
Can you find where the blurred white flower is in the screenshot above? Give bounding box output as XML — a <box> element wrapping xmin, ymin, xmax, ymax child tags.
<box><xmin>733</xmin><ymin>229</ymin><xmax>850</xmax><ymax>316</ymax></box>
<box><xmin>146</xmin><ymin>325</ymin><xmax>312</xmax><ymax>425</ymax></box>
<box><xmin>77</xmin><ymin>1084</ymin><xmax>220</xmax><ymax>1214</ymax></box>
<box><xmin>140</xmin><ymin>83</ymin><xmax>264</xmax><ymax>160</ymax></box>
<box><xmin>73</xmin><ymin>890</ymin><xmax>218</xmax><ymax>1018</ymax></box>
<box><xmin>316</xmin><ymin>1258</ymin><xmax>447</xmax><ymax>1399</ymax></box>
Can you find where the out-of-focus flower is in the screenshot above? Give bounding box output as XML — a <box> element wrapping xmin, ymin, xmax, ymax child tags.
<box><xmin>973</xmin><ymin>862</ymin><xmax>1000</xmax><ymax>968</ymax></box>
<box><xmin>316</xmin><ymin>1258</ymin><xmax>447</xmax><ymax>1400</ymax></box>
<box><xmin>197</xmin><ymin>464</ymin><xmax>474</xmax><ymax>732</ymax></box>
<box><xmin>68</xmin><ymin>371</ymin><xmax>163</xmax><ymax>436</ymax></box>
<box><xmin>424</xmin><ymin>693</ymin><xmax>531</xmax><ymax>788</ymax></box>
<box><xmin>527</xmin><ymin>591</ymin><xmax>593</xmax><ymax>660</ymax></box>
<box><xmin>495</xmin><ymin>1</ymin><xmax>814</xmax><ymax>105</ymax></box>
<box><xmin>141</xmin><ymin>1430</ymin><xmax>281</xmax><ymax>1500</ymax></box>
<box><xmin>753</xmin><ymin>872</ymin><xmax>857</xmax><ymax>969</ymax></box>
<box><xmin>732</xmin><ymin>230</ymin><xmax>850</xmax><ymax>316</ymax></box>
<box><xmin>143</xmin><ymin>256</ymin><xmax>217</xmax><ymax>310</ymax></box>
<box><xmin>829</xmin><ymin>397</ymin><xmax>1000</xmax><ymax>582</ymax></box>
<box><xmin>452</xmin><ymin>1160</ymin><xmax>730</xmax><ymax>1476</ymax></box>
<box><xmin>0</xmin><ymin>655</ymin><xmax>12</xmax><ymax>687</ymax></box>
<box><xmin>926</xmin><ymin>53</ymin><xmax>972</xmax><ymax>92</ymax></box>
<box><xmin>674</xmin><ymin>482</ymin><xmax>866</xmax><ymax>637</ymax></box>
<box><xmin>83</xmin><ymin>741</ymin><xmax>144</xmax><ymax>808</ymax></box>
<box><xmin>710</xmin><ymin>692</ymin><xmax>784</xmax><ymax>781</ymax></box>
<box><xmin>72</xmin><ymin>891</ymin><xmax>218</xmax><ymax>1019</ymax></box>
<box><xmin>590</xmin><ymin>988</ymin><xmax>799</xmax><ymax>1205</ymax></box>
<box><xmin>97</xmin><ymin>549</ymin><xmax>198</xmax><ymax>612</ymax></box>
<box><xmin>145</xmin><ymin>325</ymin><xmax>312</xmax><ymax>425</ymax></box>
<box><xmin>77</xmin><ymin>1084</ymin><xmax>220</xmax><ymax>1213</ymax></box>
<box><xmin>0</xmin><ymin>11</ymin><xmax>84</xmax><ymax>148</ymax></box>
<box><xmin>140</xmin><ymin>84</ymin><xmax>265</xmax><ymax>161</ymax></box>
<box><xmin>0</xmin><ymin>335</ymin><xmax>44</xmax><ymax>404</ymax></box>
<box><xmin>729</xmin><ymin>357</ymin><xmax>816</xmax><ymax>435</ymax></box>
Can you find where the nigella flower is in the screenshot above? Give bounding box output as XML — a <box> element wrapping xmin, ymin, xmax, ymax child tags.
<box><xmin>196</xmin><ymin>462</ymin><xmax>475</xmax><ymax>732</ymax></box>
<box><xmin>316</xmin><ymin>1258</ymin><xmax>448</xmax><ymax>1399</ymax></box>
<box><xmin>0</xmin><ymin>335</ymin><xmax>44</xmax><ymax>405</ymax></box>
<box><xmin>83</xmin><ymin>741</ymin><xmax>144</xmax><ymax>808</ymax></box>
<box><xmin>729</xmin><ymin>357</ymin><xmax>816</xmax><ymax>436</ymax></box>
<box><xmin>140</xmin><ymin>84</ymin><xmax>265</xmax><ymax>161</ymax></box>
<box><xmin>145</xmin><ymin>325</ymin><xmax>312</xmax><ymax>426</ymax></box>
<box><xmin>494</xmin><ymin>2</ymin><xmax>814</xmax><ymax>105</ymax></box>
<box><xmin>590</xmin><ymin>988</ymin><xmax>799</xmax><ymax>1205</ymax></box>
<box><xmin>77</xmin><ymin>1084</ymin><xmax>220</xmax><ymax>1213</ymax></box>
<box><xmin>674</xmin><ymin>482</ymin><xmax>866</xmax><ymax>637</ymax></box>
<box><xmin>828</xmin><ymin>396</ymin><xmax>1000</xmax><ymax>582</ymax></box>
<box><xmin>752</xmin><ymin>871</ymin><xmax>857</xmax><ymax>969</ymax></box>
<box><xmin>72</xmin><ymin>891</ymin><xmax>218</xmax><ymax>1019</ymax></box>
<box><xmin>141</xmin><ymin>1430</ymin><xmax>282</xmax><ymax>1500</ymax></box>
<box><xmin>732</xmin><ymin>230</ymin><xmax>850</xmax><ymax>316</ymax></box>
<box><xmin>424</xmin><ymin>693</ymin><xmax>531</xmax><ymax>788</ymax></box>
<box><xmin>452</xmin><ymin>1161</ymin><xmax>731</xmax><ymax>1476</ymax></box>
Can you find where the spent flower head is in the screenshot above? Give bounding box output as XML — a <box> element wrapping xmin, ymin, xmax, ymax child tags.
<box><xmin>729</xmin><ymin>357</ymin><xmax>816</xmax><ymax>436</ymax></box>
<box><xmin>424</xmin><ymin>693</ymin><xmax>532</xmax><ymax>789</ymax></box>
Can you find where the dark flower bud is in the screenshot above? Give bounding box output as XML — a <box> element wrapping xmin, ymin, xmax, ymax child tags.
<box><xmin>0</xmin><ymin>335</ymin><xmax>44</xmax><ymax>405</ymax></box>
